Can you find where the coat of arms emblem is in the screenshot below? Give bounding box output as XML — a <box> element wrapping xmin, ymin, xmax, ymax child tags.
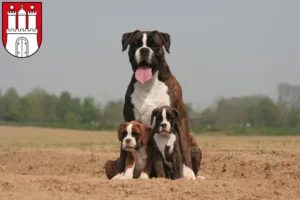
<box><xmin>2</xmin><ymin>2</ymin><xmax>42</xmax><ymax>58</ymax></box>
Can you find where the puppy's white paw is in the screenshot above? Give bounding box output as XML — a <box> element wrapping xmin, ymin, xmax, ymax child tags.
<box><xmin>119</xmin><ymin>173</ymin><xmax>133</xmax><ymax>180</ymax></box>
<box><xmin>183</xmin><ymin>164</ymin><xmax>196</xmax><ymax>180</ymax></box>
<box><xmin>139</xmin><ymin>172</ymin><xmax>149</xmax><ymax>179</ymax></box>
<box><xmin>111</xmin><ymin>172</ymin><xmax>124</xmax><ymax>180</ymax></box>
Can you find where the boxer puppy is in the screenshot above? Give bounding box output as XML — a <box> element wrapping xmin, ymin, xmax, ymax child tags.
<box><xmin>150</xmin><ymin>106</ymin><xmax>195</xmax><ymax>180</ymax></box>
<box><xmin>106</xmin><ymin>121</ymin><xmax>153</xmax><ymax>180</ymax></box>
<box><xmin>121</xmin><ymin>30</ymin><xmax>202</xmax><ymax>178</ymax></box>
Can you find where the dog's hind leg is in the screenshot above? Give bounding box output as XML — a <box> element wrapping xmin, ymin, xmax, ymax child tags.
<box><xmin>189</xmin><ymin>134</ymin><xmax>202</xmax><ymax>176</ymax></box>
<box><xmin>104</xmin><ymin>158</ymin><xmax>120</xmax><ymax>179</ymax></box>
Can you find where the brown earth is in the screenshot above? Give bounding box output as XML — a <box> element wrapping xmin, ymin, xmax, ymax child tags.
<box><xmin>0</xmin><ymin>126</ymin><xmax>300</xmax><ymax>200</ymax></box>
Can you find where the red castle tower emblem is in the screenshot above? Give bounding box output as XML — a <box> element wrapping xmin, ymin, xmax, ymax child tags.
<box><xmin>2</xmin><ymin>2</ymin><xmax>42</xmax><ymax>58</ymax></box>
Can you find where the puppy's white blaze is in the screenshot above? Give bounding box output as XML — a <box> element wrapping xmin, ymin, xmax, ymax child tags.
<box><xmin>159</xmin><ymin>108</ymin><xmax>171</xmax><ymax>133</ymax></box>
<box><xmin>134</xmin><ymin>33</ymin><xmax>154</xmax><ymax>64</ymax></box>
<box><xmin>122</xmin><ymin>123</ymin><xmax>136</xmax><ymax>149</ymax></box>
<box><xmin>154</xmin><ymin>133</ymin><xmax>176</xmax><ymax>163</ymax></box>
<box><xmin>126</xmin><ymin>123</ymin><xmax>133</xmax><ymax>133</ymax></box>
<box><xmin>183</xmin><ymin>164</ymin><xmax>196</xmax><ymax>180</ymax></box>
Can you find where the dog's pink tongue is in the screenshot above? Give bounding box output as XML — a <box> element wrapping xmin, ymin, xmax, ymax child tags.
<box><xmin>135</xmin><ymin>67</ymin><xmax>152</xmax><ymax>84</ymax></box>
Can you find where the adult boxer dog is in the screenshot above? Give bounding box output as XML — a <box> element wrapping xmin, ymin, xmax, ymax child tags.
<box><xmin>120</xmin><ymin>30</ymin><xmax>202</xmax><ymax>179</ymax></box>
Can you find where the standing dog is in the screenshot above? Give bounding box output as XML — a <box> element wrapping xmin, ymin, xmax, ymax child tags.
<box><xmin>104</xmin><ymin>121</ymin><xmax>154</xmax><ymax>180</ymax></box>
<box><xmin>120</xmin><ymin>30</ymin><xmax>202</xmax><ymax>178</ymax></box>
<box><xmin>150</xmin><ymin>106</ymin><xmax>195</xmax><ymax>180</ymax></box>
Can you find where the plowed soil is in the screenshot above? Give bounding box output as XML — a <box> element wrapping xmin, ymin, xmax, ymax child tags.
<box><xmin>0</xmin><ymin>126</ymin><xmax>300</xmax><ymax>200</ymax></box>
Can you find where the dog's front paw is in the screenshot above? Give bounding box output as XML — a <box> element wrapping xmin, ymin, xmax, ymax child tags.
<box><xmin>139</xmin><ymin>172</ymin><xmax>149</xmax><ymax>179</ymax></box>
<box><xmin>183</xmin><ymin>164</ymin><xmax>196</xmax><ymax>180</ymax></box>
<box><xmin>119</xmin><ymin>173</ymin><xmax>133</xmax><ymax>180</ymax></box>
<box><xmin>111</xmin><ymin>172</ymin><xmax>124</xmax><ymax>180</ymax></box>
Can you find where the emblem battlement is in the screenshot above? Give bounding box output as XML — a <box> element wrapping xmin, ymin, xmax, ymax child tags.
<box><xmin>7</xmin><ymin>11</ymin><xmax>16</xmax><ymax>15</ymax></box>
<box><xmin>7</xmin><ymin>28</ymin><xmax>38</xmax><ymax>33</ymax></box>
<box><xmin>28</xmin><ymin>11</ymin><xmax>37</xmax><ymax>15</ymax></box>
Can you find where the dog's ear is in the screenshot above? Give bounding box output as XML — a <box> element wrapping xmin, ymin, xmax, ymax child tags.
<box><xmin>121</xmin><ymin>30</ymin><xmax>140</xmax><ymax>51</ymax></box>
<box><xmin>153</xmin><ymin>30</ymin><xmax>171</xmax><ymax>54</ymax></box>
<box><xmin>150</xmin><ymin>107</ymin><xmax>160</xmax><ymax>128</ymax></box>
<box><xmin>172</xmin><ymin>108</ymin><xmax>181</xmax><ymax>126</ymax></box>
<box><xmin>117</xmin><ymin>123</ymin><xmax>126</xmax><ymax>141</ymax></box>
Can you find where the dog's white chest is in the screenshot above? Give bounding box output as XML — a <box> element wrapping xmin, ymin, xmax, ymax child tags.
<box><xmin>131</xmin><ymin>72</ymin><xmax>171</xmax><ymax>126</ymax></box>
<box><xmin>154</xmin><ymin>133</ymin><xmax>176</xmax><ymax>163</ymax></box>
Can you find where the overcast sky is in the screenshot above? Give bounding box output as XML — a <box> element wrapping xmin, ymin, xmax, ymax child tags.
<box><xmin>1</xmin><ymin>0</ymin><xmax>299</xmax><ymax>109</ymax></box>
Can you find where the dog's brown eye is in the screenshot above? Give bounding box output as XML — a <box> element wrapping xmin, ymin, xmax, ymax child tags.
<box><xmin>132</xmin><ymin>132</ymin><xmax>140</xmax><ymax>138</ymax></box>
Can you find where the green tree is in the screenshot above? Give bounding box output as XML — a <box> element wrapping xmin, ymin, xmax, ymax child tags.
<box><xmin>43</xmin><ymin>94</ymin><xmax>59</xmax><ymax>122</ymax></box>
<box><xmin>214</xmin><ymin>98</ymin><xmax>234</xmax><ymax>126</ymax></box>
<box><xmin>185</xmin><ymin>103</ymin><xmax>193</xmax><ymax>118</ymax></box>
<box><xmin>64</xmin><ymin>112</ymin><xmax>80</xmax><ymax>124</ymax></box>
<box><xmin>0</xmin><ymin>88</ymin><xmax>21</xmax><ymax>121</ymax></box>
<box><xmin>287</xmin><ymin>107</ymin><xmax>300</xmax><ymax>128</ymax></box>
<box><xmin>19</xmin><ymin>97</ymin><xmax>31</xmax><ymax>120</ymax></box>
<box><xmin>72</xmin><ymin>97</ymin><xmax>82</xmax><ymax>115</ymax></box>
<box><xmin>253</xmin><ymin>97</ymin><xmax>280</xmax><ymax>127</ymax></box>
<box><xmin>81</xmin><ymin>97</ymin><xmax>98</xmax><ymax>123</ymax></box>
<box><xmin>201</xmin><ymin>108</ymin><xmax>215</xmax><ymax>125</ymax></box>
<box><xmin>57</xmin><ymin>91</ymin><xmax>80</xmax><ymax>121</ymax></box>
<box><xmin>102</xmin><ymin>100</ymin><xmax>124</xmax><ymax>124</ymax></box>
<box><xmin>25</xmin><ymin>87</ymin><xmax>48</xmax><ymax>121</ymax></box>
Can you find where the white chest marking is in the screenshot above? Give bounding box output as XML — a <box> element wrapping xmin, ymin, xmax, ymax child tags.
<box><xmin>131</xmin><ymin>71</ymin><xmax>171</xmax><ymax>126</ymax></box>
<box><xmin>153</xmin><ymin>133</ymin><xmax>176</xmax><ymax>163</ymax></box>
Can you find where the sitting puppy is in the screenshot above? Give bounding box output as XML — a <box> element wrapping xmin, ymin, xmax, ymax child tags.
<box><xmin>150</xmin><ymin>106</ymin><xmax>194</xmax><ymax>180</ymax></box>
<box><xmin>104</xmin><ymin>121</ymin><xmax>153</xmax><ymax>180</ymax></box>
<box><xmin>150</xmin><ymin>106</ymin><xmax>182</xmax><ymax>179</ymax></box>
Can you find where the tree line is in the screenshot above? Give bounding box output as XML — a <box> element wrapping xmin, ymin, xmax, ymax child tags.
<box><xmin>0</xmin><ymin>84</ymin><xmax>300</xmax><ymax>134</ymax></box>
<box><xmin>0</xmin><ymin>87</ymin><xmax>120</xmax><ymax>130</ymax></box>
<box><xmin>195</xmin><ymin>95</ymin><xmax>300</xmax><ymax>129</ymax></box>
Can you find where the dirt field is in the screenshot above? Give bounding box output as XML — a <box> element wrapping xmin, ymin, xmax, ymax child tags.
<box><xmin>0</xmin><ymin>126</ymin><xmax>299</xmax><ymax>200</ymax></box>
